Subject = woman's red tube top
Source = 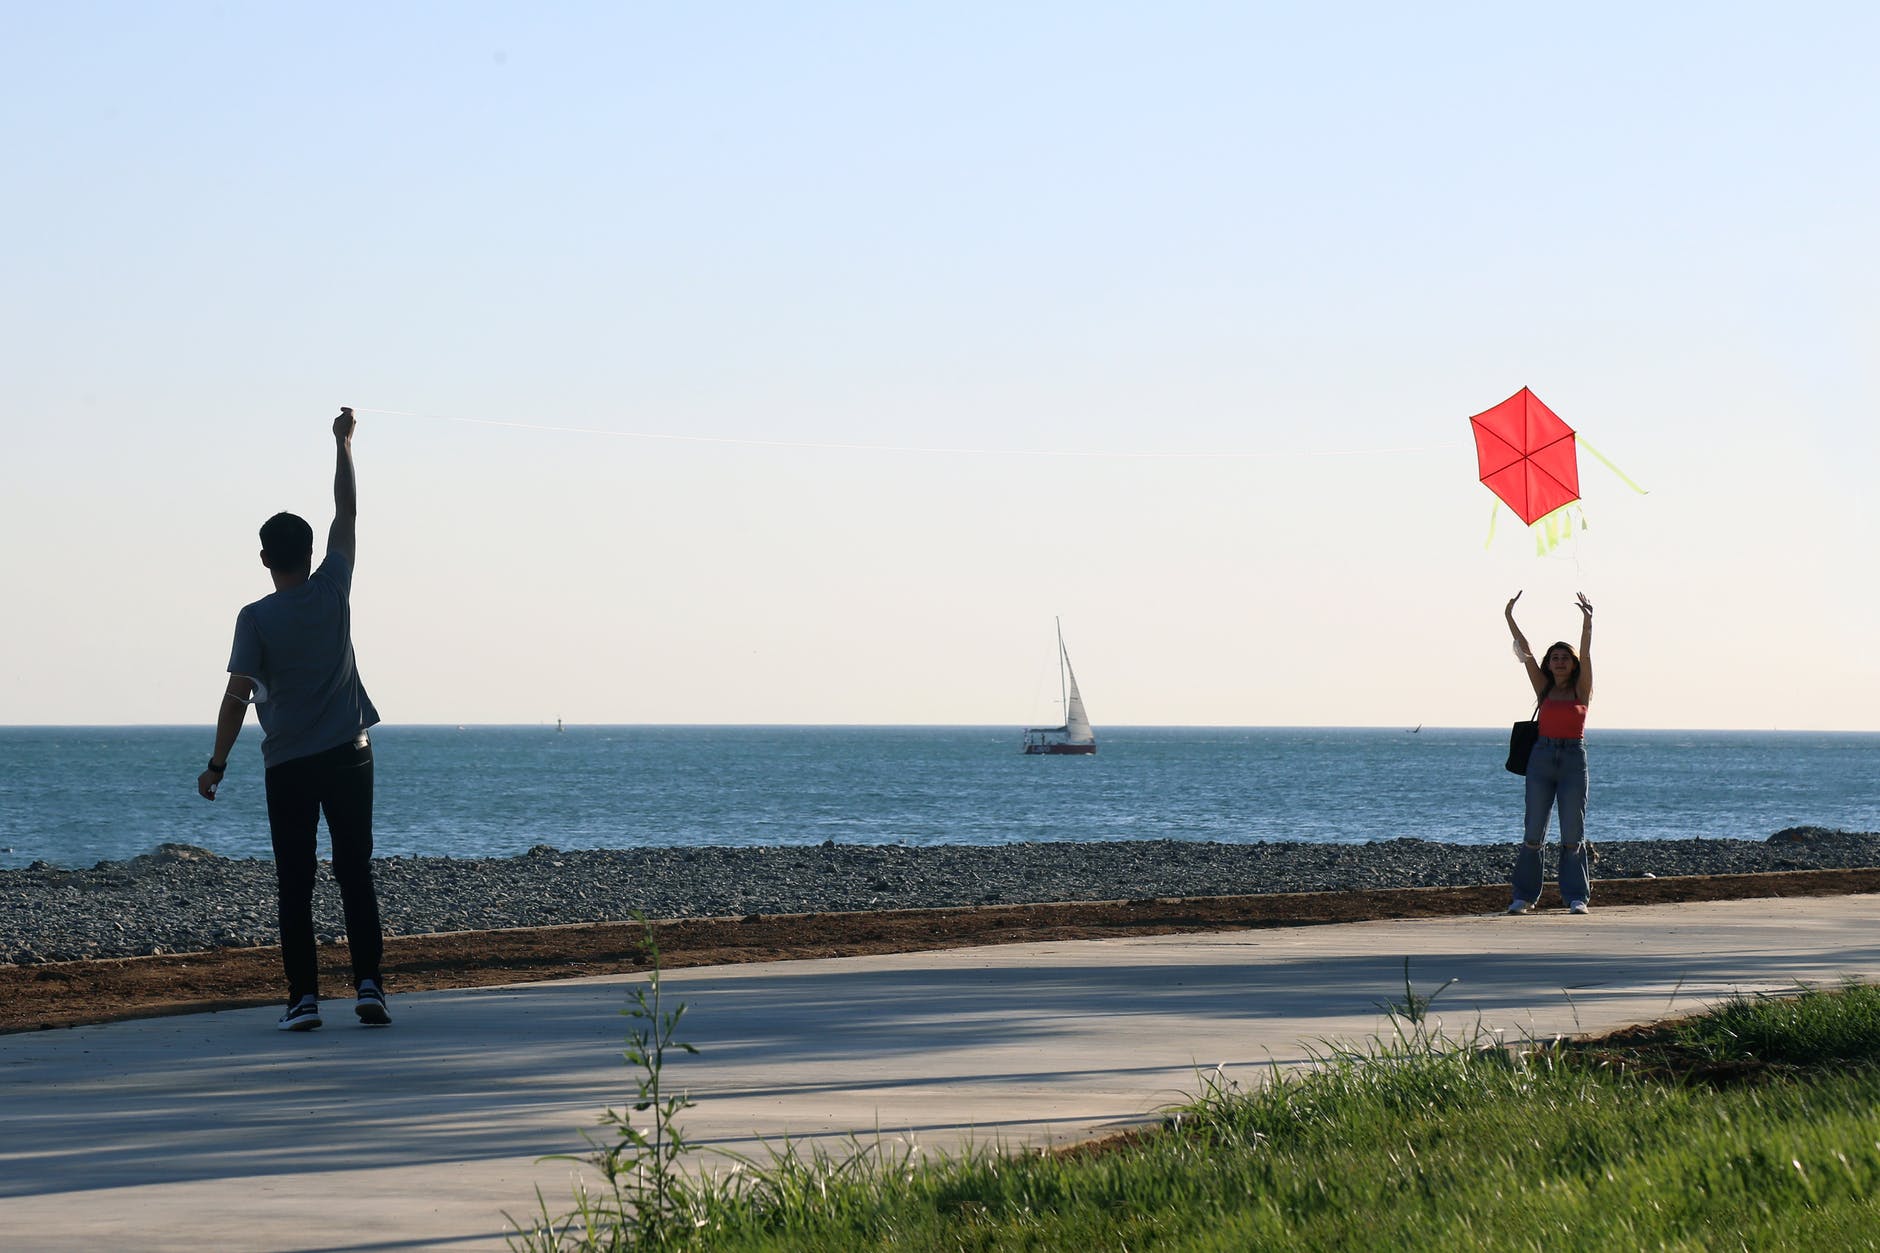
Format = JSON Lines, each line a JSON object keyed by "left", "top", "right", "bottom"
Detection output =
{"left": 1537, "top": 696, "right": 1587, "bottom": 739}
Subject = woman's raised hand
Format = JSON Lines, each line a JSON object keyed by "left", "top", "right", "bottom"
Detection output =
{"left": 1505, "top": 591, "right": 1523, "bottom": 617}
{"left": 1575, "top": 591, "right": 1594, "bottom": 620}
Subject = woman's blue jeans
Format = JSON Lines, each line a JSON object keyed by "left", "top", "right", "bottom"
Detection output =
{"left": 1513, "top": 736, "right": 1590, "bottom": 906}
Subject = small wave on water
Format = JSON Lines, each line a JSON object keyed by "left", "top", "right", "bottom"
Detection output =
{"left": 3, "top": 725, "right": 1878, "bottom": 869}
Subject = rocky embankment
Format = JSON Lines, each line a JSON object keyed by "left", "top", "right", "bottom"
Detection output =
{"left": 3, "top": 828, "right": 1875, "bottom": 965}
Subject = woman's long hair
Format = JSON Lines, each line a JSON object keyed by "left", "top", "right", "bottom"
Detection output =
{"left": 1541, "top": 641, "right": 1581, "bottom": 696}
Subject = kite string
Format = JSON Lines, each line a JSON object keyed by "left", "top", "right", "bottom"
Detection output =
{"left": 351, "top": 406, "right": 1465, "bottom": 462}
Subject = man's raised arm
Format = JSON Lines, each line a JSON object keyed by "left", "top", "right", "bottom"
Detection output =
{"left": 329, "top": 407, "right": 357, "bottom": 563}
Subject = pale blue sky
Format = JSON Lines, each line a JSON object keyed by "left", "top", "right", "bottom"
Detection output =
{"left": 3, "top": 3, "right": 1876, "bottom": 728}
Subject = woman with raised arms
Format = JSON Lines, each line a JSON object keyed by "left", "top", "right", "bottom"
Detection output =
{"left": 1503, "top": 591, "right": 1595, "bottom": 916}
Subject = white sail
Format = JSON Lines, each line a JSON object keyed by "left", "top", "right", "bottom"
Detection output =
{"left": 1062, "top": 647, "right": 1094, "bottom": 744}
{"left": 1021, "top": 618, "right": 1097, "bottom": 753}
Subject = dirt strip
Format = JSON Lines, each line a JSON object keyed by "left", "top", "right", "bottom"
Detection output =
{"left": 5, "top": 868, "right": 1878, "bottom": 1035}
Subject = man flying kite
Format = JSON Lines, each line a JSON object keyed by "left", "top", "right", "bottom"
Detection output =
{"left": 196, "top": 408, "right": 389, "bottom": 1032}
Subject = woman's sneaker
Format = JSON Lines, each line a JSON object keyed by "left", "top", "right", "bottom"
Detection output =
{"left": 354, "top": 979, "right": 391, "bottom": 1026}
{"left": 278, "top": 995, "right": 322, "bottom": 1031}
{"left": 1568, "top": 900, "right": 1590, "bottom": 915}
{"left": 1507, "top": 899, "right": 1532, "bottom": 915}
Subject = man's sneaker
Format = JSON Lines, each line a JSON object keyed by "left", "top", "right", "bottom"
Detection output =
{"left": 1507, "top": 899, "right": 1532, "bottom": 915}
{"left": 1568, "top": 900, "right": 1590, "bottom": 915}
{"left": 354, "top": 980, "right": 391, "bottom": 1026}
{"left": 278, "top": 996, "right": 322, "bottom": 1031}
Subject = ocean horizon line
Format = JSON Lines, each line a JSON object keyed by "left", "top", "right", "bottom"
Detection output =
{"left": 6, "top": 724, "right": 1876, "bottom": 869}
{"left": 3, "top": 723, "right": 1877, "bottom": 735}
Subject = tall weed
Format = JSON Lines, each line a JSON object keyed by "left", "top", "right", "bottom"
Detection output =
{"left": 509, "top": 922, "right": 700, "bottom": 1251}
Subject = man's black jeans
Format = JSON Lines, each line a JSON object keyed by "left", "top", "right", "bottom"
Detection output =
{"left": 265, "top": 738, "right": 383, "bottom": 1002}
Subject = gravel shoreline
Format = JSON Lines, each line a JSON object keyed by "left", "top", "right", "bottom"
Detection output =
{"left": 4, "top": 829, "right": 1877, "bottom": 966}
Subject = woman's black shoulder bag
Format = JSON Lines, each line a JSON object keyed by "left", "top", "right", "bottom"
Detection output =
{"left": 1505, "top": 697, "right": 1542, "bottom": 775}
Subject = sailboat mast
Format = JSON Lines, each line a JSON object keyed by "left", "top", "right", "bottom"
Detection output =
{"left": 1055, "top": 616, "right": 1067, "bottom": 721}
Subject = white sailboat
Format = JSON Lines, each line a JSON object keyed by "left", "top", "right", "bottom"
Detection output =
{"left": 1021, "top": 618, "right": 1097, "bottom": 755}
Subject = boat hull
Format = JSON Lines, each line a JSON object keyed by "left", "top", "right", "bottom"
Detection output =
{"left": 1021, "top": 742, "right": 1097, "bottom": 755}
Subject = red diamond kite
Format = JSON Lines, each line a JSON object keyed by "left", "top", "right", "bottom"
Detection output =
{"left": 1469, "top": 387, "right": 1580, "bottom": 526}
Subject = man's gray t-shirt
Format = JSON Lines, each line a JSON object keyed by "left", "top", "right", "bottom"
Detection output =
{"left": 227, "top": 548, "right": 380, "bottom": 769}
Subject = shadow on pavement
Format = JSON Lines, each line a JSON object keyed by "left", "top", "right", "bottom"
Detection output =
{"left": 6, "top": 922, "right": 1877, "bottom": 1198}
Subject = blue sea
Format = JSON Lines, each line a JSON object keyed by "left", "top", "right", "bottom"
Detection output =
{"left": 2, "top": 726, "right": 1877, "bottom": 870}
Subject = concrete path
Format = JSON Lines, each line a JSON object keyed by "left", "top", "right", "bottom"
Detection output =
{"left": 3, "top": 894, "right": 1876, "bottom": 1251}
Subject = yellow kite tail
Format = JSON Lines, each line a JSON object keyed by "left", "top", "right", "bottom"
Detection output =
{"left": 1530, "top": 503, "right": 1579, "bottom": 555}
{"left": 1575, "top": 435, "right": 1649, "bottom": 495}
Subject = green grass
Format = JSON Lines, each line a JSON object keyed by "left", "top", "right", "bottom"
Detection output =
{"left": 1673, "top": 980, "right": 1880, "bottom": 1066}
{"left": 515, "top": 984, "right": 1880, "bottom": 1251}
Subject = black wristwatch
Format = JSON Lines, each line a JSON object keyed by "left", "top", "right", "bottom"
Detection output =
{"left": 207, "top": 758, "right": 227, "bottom": 774}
